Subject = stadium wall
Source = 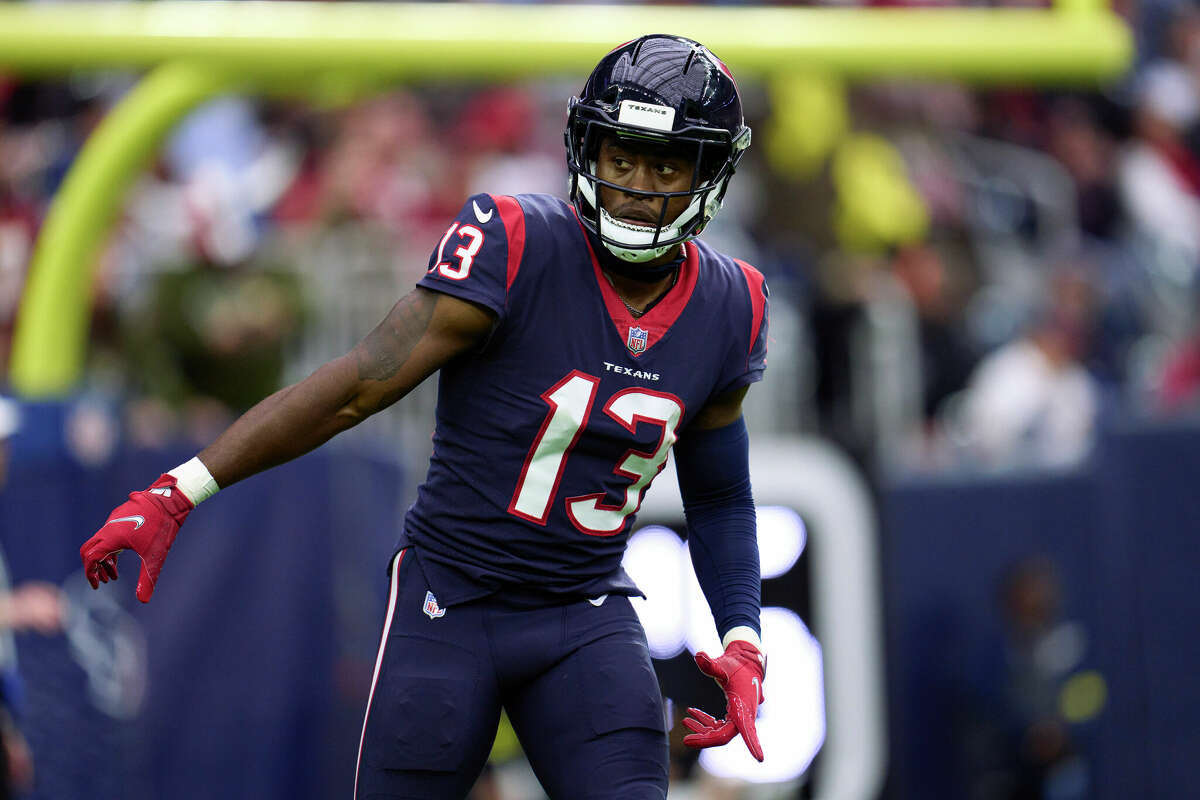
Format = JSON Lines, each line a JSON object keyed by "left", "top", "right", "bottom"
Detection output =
{"left": 1, "top": 411, "right": 1195, "bottom": 798}
{"left": 884, "top": 419, "right": 1200, "bottom": 800}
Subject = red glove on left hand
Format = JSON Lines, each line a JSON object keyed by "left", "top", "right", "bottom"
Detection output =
{"left": 80, "top": 474, "right": 193, "bottom": 603}
{"left": 682, "top": 639, "right": 766, "bottom": 761}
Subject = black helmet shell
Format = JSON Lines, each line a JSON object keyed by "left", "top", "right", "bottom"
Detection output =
{"left": 580, "top": 35, "right": 745, "bottom": 138}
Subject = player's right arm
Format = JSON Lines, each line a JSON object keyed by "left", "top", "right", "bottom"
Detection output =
{"left": 80, "top": 287, "right": 494, "bottom": 602}
{"left": 199, "top": 287, "right": 492, "bottom": 487}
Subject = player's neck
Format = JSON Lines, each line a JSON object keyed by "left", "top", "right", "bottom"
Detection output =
{"left": 591, "top": 236, "right": 685, "bottom": 317}
{"left": 603, "top": 262, "right": 679, "bottom": 317}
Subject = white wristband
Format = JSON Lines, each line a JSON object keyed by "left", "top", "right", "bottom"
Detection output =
{"left": 721, "top": 625, "right": 762, "bottom": 651}
{"left": 167, "top": 457, "right": 220, "bottom": 506}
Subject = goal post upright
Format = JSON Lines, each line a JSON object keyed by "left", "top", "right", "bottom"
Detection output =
{"left": 8, "top": 62, "right": 236, "bottom": 397}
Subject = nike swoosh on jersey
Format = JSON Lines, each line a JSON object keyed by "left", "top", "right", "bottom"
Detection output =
{"left": 109, "top": 515, "right": 145, "bottom": 530}
{"left": 472, "top": 199, "right": 494, "bottom": 224}
{"left": 587, "top": 594, "right": 608, "bottom": 607}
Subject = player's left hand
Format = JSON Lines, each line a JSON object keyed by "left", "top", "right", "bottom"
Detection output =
{"left": 682, "top": 639, "right": 766, "bottom": 761}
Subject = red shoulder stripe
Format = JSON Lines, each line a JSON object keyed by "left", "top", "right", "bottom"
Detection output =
{"left": 492, "top": 195, "right": 526, "bottom": 293}
{"left": 734, "top": 259, "right": 766, "bottom": 357}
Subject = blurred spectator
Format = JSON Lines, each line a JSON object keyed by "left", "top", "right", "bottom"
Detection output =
{"left": 312, "top": 92, "right": 455, "bottom": 233}
{"left": 1157, "top": 337, "right": 1200, "bottom": 412}
{"left": 0, "top": 396, "right": 66, "bottom": 798}
{"left": 456, "top": 86, "right": 564, "bottom": 199}
{"left": 954, "top": 269, "right": 1100, "bottom": 470}
{"left": 808, "top": 251, "right": 884, "bottom": 463}
{"left": 964, "top": 557, "right": 1097, "bottom": 800}
{"left": 0, "top": 78, "right": 112, "bottom": 376}
{"left": 0, "top": 109, "right": 44, "bottom": 379}
{"left": 1044, "top": 97, "right": 1123, "bottom": 241}
{"left": 891, "top": 240, "right": 979, "bottom": 422}
{"left": 1156, "top": 293, "right": 1200, "bottom": 412}
{"left": 120, "top": 257, "right": 306, "bottom": 430}
{"left": 1119, "top": 8, "right": 1200, "bottom": 270}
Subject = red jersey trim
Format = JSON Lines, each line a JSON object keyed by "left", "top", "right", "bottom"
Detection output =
{"left": 734, "top": 259, "right": 767, "bottom": 359}
{"left": 573, "top": 212, "right": 699, "bottom": 359}
{"left": 493, "top": 194, "right": 526, "bottom": 293}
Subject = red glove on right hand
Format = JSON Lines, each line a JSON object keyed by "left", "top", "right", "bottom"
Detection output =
{"left": 80, "top": 474, "right": 193, "bottom": 603}
{"left": 682, "top": 639, "right": 766, "bottom": 761}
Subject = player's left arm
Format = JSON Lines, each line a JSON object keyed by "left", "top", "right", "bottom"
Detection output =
{"left": 675, "top": 384, "right": 767, "bottom": 761}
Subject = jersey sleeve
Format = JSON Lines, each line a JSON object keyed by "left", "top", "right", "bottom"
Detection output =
{"left": 712, "top": 260, "right": 769, "bottom": 397}
{"left": 417, "top": 193, "right": 527, "bottom": 320}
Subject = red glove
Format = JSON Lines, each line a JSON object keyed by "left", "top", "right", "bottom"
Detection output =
{"left": 80, "top": 474, "right": 193, "bottom": 603}
{"left": 682, "top": 639, "right": 766, "bottom": 761}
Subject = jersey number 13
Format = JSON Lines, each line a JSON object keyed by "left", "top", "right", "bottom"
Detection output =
{"left": 507, "top": 370, "right": 684, "bottom": 536}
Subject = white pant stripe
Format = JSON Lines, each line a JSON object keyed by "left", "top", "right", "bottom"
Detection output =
{"left": 353, "top": 549, "right": 406, "bottom": 800}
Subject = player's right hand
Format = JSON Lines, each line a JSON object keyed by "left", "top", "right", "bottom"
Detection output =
{"left": 80, "top": 474, "right": 193, "bottom": 603}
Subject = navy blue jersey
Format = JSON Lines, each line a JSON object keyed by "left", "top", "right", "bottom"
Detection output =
{"left": 398, "top": 193, "right": 768, "bottom": 606}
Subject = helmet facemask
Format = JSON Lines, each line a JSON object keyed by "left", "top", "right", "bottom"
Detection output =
{"left": 567, "top": 100, "right": 751, "bottom": 263}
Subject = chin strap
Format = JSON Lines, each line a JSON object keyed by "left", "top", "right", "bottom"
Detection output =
{"left": 587, "top": 230, "right": 683, "bottom": 283}
{"left": 573, "top": 159, "right": 715, "bottom": 264}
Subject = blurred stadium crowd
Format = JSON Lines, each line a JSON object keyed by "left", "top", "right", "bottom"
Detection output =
{"left": 4, "top": 3, "right": 1200, "bottom": 481}
{"left": 0, "top": 1, "right": 1199, "bottom": 799}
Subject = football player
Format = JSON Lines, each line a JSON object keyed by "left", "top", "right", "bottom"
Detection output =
{"left": 81, "top": 34, "right": 769, "bottom": 799}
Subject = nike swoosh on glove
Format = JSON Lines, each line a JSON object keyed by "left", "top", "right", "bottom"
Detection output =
{"left": 682, "top": 639, "right": 766, "bottom": 761}
{"left": 80, "top": 474, "right": 193, "bottom": 603}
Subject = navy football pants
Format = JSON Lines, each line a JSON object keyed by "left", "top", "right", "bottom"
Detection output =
{"left": 354, "top": 550, "right": 669, "bottom": 800}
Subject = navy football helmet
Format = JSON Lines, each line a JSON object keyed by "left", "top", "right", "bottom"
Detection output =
{"left": 566, "top": 35, "right": 752, "bottom": 263}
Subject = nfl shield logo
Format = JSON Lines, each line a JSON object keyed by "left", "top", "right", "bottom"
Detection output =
{"left": 626, "top": 326, "right": 648, "bottom": 354}
{"left": 423, "top": 591, "right": 446, "bottom": 619}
